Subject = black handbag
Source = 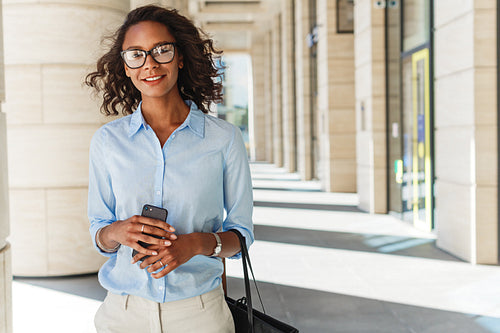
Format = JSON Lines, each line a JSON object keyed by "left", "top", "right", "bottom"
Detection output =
{"left": 226, "top": 229, "right": 299, "bottom": 333}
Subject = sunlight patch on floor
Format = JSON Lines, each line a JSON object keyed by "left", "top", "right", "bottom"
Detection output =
{"left": 12, "top": 281, "right": 100, "bottom": 333}
{"left": 253, "top": 206, "right": 436, "bottom": 239}
{"left": 226, "top": 240, "right": 500, "bottom": 319}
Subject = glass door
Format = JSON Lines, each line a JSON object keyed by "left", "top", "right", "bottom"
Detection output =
{"left": 387, "top": 0, "right": 433, "bottom": 231}
{"left": 411, "top": 49, "right": 432, "bottom": 231}
{"left": 401, "top": 48, "right": 432, "bottom": 231}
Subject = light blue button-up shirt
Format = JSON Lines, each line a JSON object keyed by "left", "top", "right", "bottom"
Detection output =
{"left": 88, "top": 100, "right": 254, "bottom": 303}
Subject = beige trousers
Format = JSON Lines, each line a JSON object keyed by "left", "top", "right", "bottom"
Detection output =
{"left": 94, "top": 285, "right": 235, "bottom": 333}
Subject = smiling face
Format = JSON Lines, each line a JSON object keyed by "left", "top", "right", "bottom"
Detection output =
{"left": 122, "top": 20, "right": 183, "bottom": 102}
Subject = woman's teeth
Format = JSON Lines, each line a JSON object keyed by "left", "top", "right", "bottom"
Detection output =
{"left": 145, "top": 76, "right": 162, "bottom": 81}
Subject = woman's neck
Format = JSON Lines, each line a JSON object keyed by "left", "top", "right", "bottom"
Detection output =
{"left": 140, "top": 91, "right": 190, "bottom": 147}
{"left": 141, "top": 92, "right": 190, "bottom": 129}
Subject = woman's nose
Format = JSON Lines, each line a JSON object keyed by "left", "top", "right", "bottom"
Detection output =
{"left": 143, "top": 54, "right": 159, "bottom": 70}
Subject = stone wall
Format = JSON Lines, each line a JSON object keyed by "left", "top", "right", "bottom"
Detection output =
{"left": 0, "top": 1, "right": 12, "bottom": 330}
{"left": 316, "top": 0, "right": 356, "bottom": 192}
{"left": 354, "top": 0, "right": 387, "bottom": 212}
{"left": 434, "top": 0, "right": 498, "bottom": 264}
{"left": 3, "top": 0, "right": 128, "bottom": 276}
{"left": 294, "top": 0, "right": 313, "bottom": 180}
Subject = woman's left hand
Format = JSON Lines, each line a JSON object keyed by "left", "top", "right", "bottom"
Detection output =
{"left": 131, "top": 234, "right": 198, "bottom": 279}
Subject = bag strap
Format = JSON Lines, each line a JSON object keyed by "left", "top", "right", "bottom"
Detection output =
{"left": 228, "top": 229, "right": 266, "bottom": 332}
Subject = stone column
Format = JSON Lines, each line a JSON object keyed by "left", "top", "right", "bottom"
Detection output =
{"left": 271, "top": 14, "right": 283, "bottom": 167}
{"left": 0, "top": 110, "right": 12, "bottom": 331}
{"left": 295, "top": 0, "right": 313, "bottom": 180}
{"left": 281, "top": 0, "right": 297, "bottom": 173}
{"left": 0, "top": 2, "right": 12, "bottom": 328}
{"left": 3, "top": 0, "right": 128, "bottom": 276}
{"left": 250, "top": 32, "right": 269, "bottom": 161}
{"left": 434, "top": 1, "right": 497, "bottom": 264}
{"left": 264, "top": 31, "right": 274, "bottom": 163}
{"left": 316, "top": 0, "right": 356, "bottom": 192}
{"left": 354, "top": 0, "right": 386, "bottom": 212}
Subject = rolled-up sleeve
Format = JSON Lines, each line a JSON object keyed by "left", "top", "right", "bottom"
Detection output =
{"left": 88, "top": 129, "right": 117, "bottom": 257}
{"left": 221, "top": 126, "right": 254, "bottom": 259}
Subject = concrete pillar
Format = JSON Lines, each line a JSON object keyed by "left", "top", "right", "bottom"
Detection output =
{"left": 271, "top": 14, "right": 283, "bottom": 167}
{"left": 281, "top": 0, "right": 297, "bottom": 173}
{"left": 250, "top": 33, "right": 268, "bottom": 161}
{"left": 3, "top": 0, "right": 128, "bottom": 276}
{"left": 295, "top": 0, "right": 313, "bottom": 180}
{"left": 0, "top": 7, "right": 12, "bottom": 329}
{"left": 264, "top": 31, "right": 274, "bottom": 163}
{"left": 434, "top": 1, "right": 498, "bottom": 264}
{"left": 354, "top": 0, "right": 386, "bottom": 212}
{"left": 316, "top": 0, "right": 356, "bottom": 192}
{"left": 0, "top": 1, "right": 12, "bottom": 330}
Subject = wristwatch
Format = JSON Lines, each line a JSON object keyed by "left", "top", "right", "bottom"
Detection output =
{"left": 210, "top": 233, "right": 222, "bottom": 257}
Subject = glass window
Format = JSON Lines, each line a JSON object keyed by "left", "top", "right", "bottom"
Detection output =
{"left": 403, "top": 0, "right": 430, "bottom": 51}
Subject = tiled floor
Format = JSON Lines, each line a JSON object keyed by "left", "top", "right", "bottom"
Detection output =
{"left": 12, "top": 162, "right": 500, "bottom": 332}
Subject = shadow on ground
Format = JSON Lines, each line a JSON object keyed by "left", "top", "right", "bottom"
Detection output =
{"left": 226, "top": 277, "right": 498, "bottom": 333}
{"left": 254, "top": 201, "right": 363, "bottom": 212}
{"left": 14, "top": 274, "right": 498, "bottom": 333}
{"left": 254, "top": 225, "right": 461, "bottom": 262}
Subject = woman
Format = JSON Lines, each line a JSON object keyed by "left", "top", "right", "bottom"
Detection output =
{"left": 85, "top": 5, "right": 253, "bottom": 332}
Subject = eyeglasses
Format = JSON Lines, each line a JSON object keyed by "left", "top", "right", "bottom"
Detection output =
{"left": 120, "top": 42, "right": 176, "bottom": 69}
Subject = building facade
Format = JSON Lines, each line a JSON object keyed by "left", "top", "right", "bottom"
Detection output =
{"left": 0, "top": 0, "right": 498, "bottom": 330}
{"left": 251, "top": 0, "right": 498, "bottom": 264}
{"left": 0, "top": 0, "right": 497, "bottom": 315}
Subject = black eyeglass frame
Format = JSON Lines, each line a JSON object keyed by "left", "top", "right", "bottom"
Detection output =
{"left": 120, "top": 42, "right": 177, "bottom": 69}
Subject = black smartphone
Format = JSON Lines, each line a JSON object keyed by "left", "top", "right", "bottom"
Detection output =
{"left": 131, "top": 204, "right": 168, "bottom": 259}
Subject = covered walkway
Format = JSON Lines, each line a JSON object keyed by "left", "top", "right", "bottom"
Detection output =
{"left": 13, "top": 163, "right": 500, "bottom": 332}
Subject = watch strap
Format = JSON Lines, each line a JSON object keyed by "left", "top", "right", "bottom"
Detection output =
{"left": 210, "top": 232, "right": 222, "bottom": 257}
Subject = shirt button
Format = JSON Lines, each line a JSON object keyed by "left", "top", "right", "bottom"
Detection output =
{"left": 159, "top": 286, "right": 164, "bottom": 290}
{"left": 156, "top": 191, "right": 161, "bottom": 195}
{"left": 172, "top": 134, "right": 176, "bottom": 138}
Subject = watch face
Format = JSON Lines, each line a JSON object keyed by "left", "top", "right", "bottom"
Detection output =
{"left": 212, "top": 233, "right": 222, "bottom": 256}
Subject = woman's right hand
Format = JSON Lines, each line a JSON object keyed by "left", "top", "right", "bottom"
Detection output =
{"left": 98, "top": 215, "right": 177, "bottom": 256}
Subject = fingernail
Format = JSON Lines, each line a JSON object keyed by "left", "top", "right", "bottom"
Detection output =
{"left": 170, "top": 227, "right": 175, "bottom": 232}
{"left": 170, "top": 234, "right": 177, "bottom": 240}
{"left": 152, "top": 251, "right": 158, "bottom": 255}
{"left": 130, "top": 259, "right": 135, "bottom": 264}
{"left": 164, "top": 241, "right": 171, "bottom": 246}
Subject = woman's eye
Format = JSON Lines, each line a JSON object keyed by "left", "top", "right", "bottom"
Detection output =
{"left": 128, "top": 51, "right": 144, "bottom": 59}
{"left": 155, "top": 45, "right": 172, "bottom": 55}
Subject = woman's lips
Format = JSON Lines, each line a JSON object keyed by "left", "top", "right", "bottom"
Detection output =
{"left": 142, "top": 75, "right": 165, "bottom": 85}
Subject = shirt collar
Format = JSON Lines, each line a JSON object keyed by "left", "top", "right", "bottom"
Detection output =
{"left": 128, "top": 102, "right": 145, "bottom": 137}
{"left": 181, "top": 100, "right": 205, "bottom": 138}
{"left": 128, "top": 100, "right": 205, "bottom": 138}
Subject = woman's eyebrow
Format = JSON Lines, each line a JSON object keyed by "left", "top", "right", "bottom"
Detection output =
{"left": 153, "top": 41, "right": 175, "bottom": 46}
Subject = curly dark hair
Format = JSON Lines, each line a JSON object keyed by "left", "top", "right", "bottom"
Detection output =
{"left": 85, "top": 5, "right": 224, "bottom": 115}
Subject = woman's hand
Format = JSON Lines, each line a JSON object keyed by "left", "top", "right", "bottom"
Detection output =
{"left": 100, "top": 215, "right": 177, "bottom": 256}
{"left": 131, "top": 231, "right": 241, "bottom": 279}
{"left": 131, "top": 233, "right": 200, "bottom": 279}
